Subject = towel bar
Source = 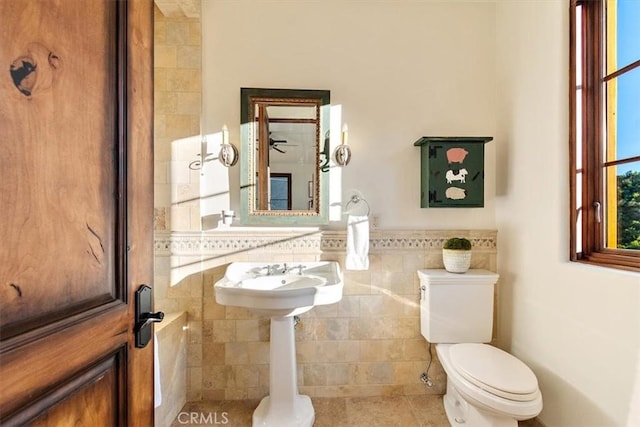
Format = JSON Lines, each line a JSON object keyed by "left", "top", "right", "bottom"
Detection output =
{"left": 344, "top": 194, "right": 370, "bottom": 216}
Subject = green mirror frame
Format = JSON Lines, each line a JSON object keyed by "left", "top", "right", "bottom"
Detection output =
{"left": 239, "top": 88, "right": 331, "bottom": 226}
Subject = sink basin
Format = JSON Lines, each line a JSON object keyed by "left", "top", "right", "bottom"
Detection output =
{"left": 240, "top": 274, "right": 325, "bottom": 291}
{"left": 214, "top": 261, "right": 343, "bottom": 317}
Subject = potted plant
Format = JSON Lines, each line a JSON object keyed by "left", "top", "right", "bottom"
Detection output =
{"left": 442, "top": 237, "right": 472, "bottom": 273}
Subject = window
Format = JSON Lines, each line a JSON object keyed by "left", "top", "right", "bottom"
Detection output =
{"left": 570, "top": 0, "right": 640, "bottom": 271}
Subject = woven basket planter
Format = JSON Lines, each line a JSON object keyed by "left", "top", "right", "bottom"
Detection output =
{"left": 442, "top": 249, "right": 471, "bottom": 273}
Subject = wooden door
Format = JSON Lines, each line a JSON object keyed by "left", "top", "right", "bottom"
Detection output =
{"left": 0, "top": 0, "right": 154, "bottom": 425}
{"left": 257, "top": 105, "right": 271, "bottom": 210}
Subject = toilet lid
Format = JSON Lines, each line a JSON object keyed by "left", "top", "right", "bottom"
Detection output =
{"left": 450, "top": 343, "right": 539, "bottom": 401}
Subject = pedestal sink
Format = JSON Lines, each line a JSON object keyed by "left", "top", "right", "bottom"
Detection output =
{"left": 214, "top": 261, "right": 343, "bottom": 427}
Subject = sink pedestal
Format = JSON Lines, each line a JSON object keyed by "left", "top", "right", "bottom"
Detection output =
{"left": 215, "top": 261, "right": 344, "bottom": 426}
{"left": 252, "top": 316, "right": 314, "bottom": 427}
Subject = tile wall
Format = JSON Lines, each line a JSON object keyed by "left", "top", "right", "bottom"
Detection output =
{"left": 154, "top": 6, "right": 202, "bottom": 232}
{"left": 154, "top": 229, "right": 498, "bottom": 402}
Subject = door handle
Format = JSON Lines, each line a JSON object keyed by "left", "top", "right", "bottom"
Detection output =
{"left": 138, "top": 311, "right": 164, "bottom": 330}
{"left": 135, "top": 284, "right": 164, "bottom": 348}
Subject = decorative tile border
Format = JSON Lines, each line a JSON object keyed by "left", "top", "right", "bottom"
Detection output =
{"left": 322, "top": 230, "right": 496, "bottom": 251}
{"left": 154, "top": 229, "right": 497, "bottom": 256}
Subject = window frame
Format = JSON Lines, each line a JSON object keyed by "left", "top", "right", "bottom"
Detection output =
{"left": 570, "top": 0, "right": 640, "bottom": 272}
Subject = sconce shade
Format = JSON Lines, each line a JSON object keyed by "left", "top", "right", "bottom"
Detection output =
{"left": 335, "top": 144, "right": 351, "bottom": 166}
{"left": 219, "top": 143, "right": 239, "bottom": 167}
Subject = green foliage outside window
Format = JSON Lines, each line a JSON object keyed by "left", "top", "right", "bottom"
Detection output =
{"left": 618, "top": 171, "right": 640, "bottom": 249}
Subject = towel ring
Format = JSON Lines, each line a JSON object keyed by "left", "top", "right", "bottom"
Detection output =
{"left": 345, "top": 194, "right": 370, "bottom": 216}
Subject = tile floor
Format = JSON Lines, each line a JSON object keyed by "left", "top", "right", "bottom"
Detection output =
{"left": 171, "top": 396, "right": 539, "bottom": 427}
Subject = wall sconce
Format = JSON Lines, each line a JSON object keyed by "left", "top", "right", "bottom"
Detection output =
{"left": 189, "top": 136, "right": 215, "bottom": 170}
{"left": 218, "top": 124, "right": 238, "bottom": 167}
{"left": 334, "top": 123, "right": 351, "bottom": 166}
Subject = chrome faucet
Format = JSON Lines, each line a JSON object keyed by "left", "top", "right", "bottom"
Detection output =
{"left": 282, "top": 263, "right": 305, "bottom": 275}
{"left": 259, "top": 264, "right": 280, "bottom": 276}
{"left": 259, "top": 263, "right": 305, "bottom": 275}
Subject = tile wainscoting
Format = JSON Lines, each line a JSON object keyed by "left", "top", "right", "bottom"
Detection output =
{"left": 153, "top": 229, "right": 497, "bottom": 401}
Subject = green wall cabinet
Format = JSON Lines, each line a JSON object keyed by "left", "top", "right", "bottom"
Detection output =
{"left": 413, "top": 136, "right": 493, "bottom": 208}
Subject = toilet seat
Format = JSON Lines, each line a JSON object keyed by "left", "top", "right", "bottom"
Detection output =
{"left": 449, "top": 343, "right": 539, "bottom": 402}
{"left": 436, "top": 344, "right": 543, "bottom": 422}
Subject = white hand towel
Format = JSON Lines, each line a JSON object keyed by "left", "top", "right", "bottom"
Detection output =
{"left": 346, "top": 215, "right": 369, "bottom": 270}
{"left": 154, "top": 333, "right": 162, "bottom": 408}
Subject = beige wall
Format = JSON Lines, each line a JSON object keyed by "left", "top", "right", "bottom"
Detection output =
{"left": 201, "top": 0, "right": 498, "bottom": 230}
{"left": 494, "top": 1, "right": 640, "bottom": 426}
{"left": 154, "top": 1, "right": 502, "bottom": 402}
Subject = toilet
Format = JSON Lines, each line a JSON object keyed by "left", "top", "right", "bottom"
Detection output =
{"left": 418, "top": 269, "right": 542, "bottom": 427}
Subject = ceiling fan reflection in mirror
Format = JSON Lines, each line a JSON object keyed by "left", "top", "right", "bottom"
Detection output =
{"left": 269, "top": 133, "right": 298, "bottom": 153}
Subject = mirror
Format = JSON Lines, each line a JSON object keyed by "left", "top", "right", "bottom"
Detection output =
{"left": 240, "top": 88, "right": 330, "bottom": 225}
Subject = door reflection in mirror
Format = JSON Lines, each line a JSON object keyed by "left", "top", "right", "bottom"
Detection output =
{"left": 269, "top": 173, "right": 291, "bottom": 210}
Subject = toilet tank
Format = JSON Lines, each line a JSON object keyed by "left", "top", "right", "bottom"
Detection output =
{"left": 418, "top": 269, "right": 499, "bottom": 343}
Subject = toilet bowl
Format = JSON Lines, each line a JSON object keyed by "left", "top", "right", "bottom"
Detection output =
{"left": 436, "top": 343, "right": 542, "bottom": 427}
{"left": 418, "top": 269, "right": 542, "bottom": 427}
